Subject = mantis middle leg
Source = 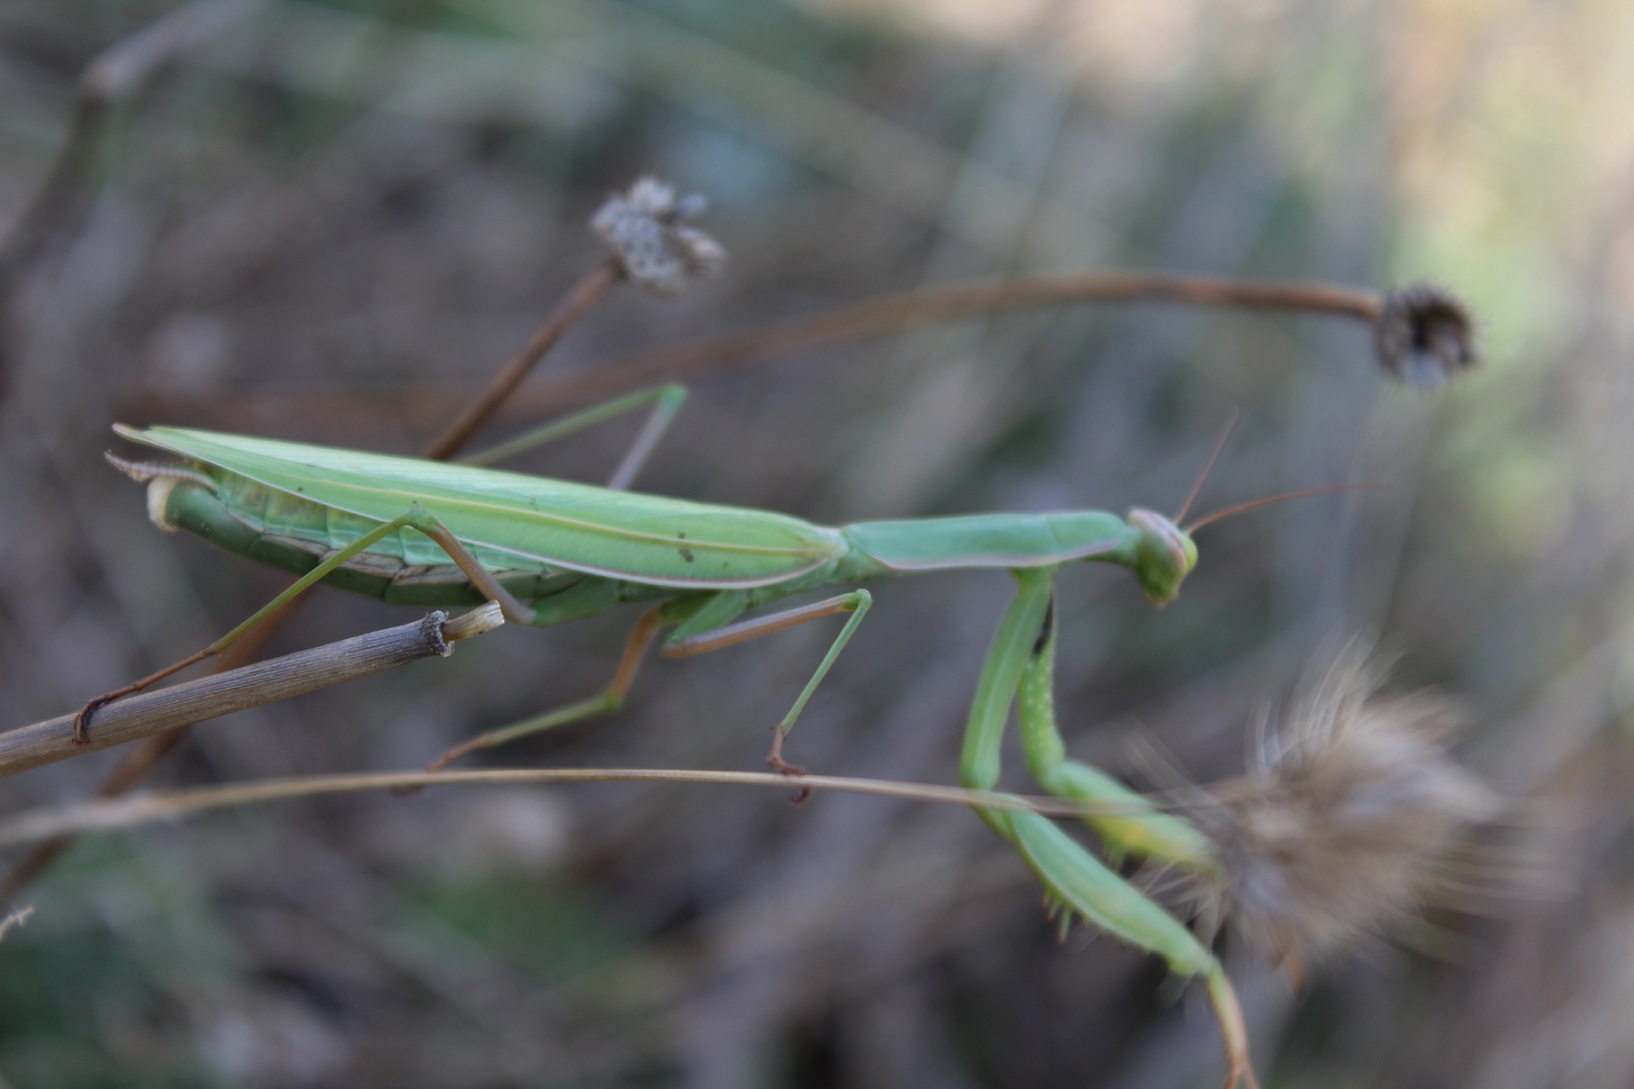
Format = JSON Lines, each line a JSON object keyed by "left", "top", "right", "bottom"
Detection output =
{"left": 462, "top": 383, "right": 689, "bottom": 490}
{"left": 962, "top": 568, "right": 1254, "bottom": 1089}
{"left": 663, "top": 590, "right": 873, "bottom": 774}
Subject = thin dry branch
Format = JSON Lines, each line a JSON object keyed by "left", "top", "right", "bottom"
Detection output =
{"left": 119, "top": 270, "right": 1396, "bottom": 431}
{"left": 532, "top": 272, "right": 1384, "bottom": 408}
{"left": 0, "top": 605, "right": 502, "bottom": 780}
{"left": 0, "top": 766, "right": 1118, "bottom": 850}
{"left": 421, "top": 257, "right": 623, "bottom": 460}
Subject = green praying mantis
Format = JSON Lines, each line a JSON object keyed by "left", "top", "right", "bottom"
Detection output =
{"left": 92, "top": 383, "right": 1318, "bottom": 1089}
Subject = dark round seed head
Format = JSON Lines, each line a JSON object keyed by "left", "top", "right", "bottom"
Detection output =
{"left": 1374, "top": 282, "right": 1480, "bottom": 388}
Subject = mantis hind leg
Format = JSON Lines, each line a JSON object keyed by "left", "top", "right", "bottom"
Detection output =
{"left": 461, "top": 383, "right": 688, "bottom": 490}
{"left": 962, "top": 569, "right": 1255, "bottom": 1089}
{"left": 416, "top": 590, "right": 750, "bottom": 780}
{"left": 418, "top": 607, "right": 666, "bottom": 775}
{"left": 74, "top": 506, "right": 534, "bottom": 744}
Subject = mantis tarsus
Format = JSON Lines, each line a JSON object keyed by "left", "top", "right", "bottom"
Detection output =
{"left": 98, "top": 385, "right": 1293, "bottom": 1088}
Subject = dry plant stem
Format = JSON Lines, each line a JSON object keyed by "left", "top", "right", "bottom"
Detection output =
{"left": 0, "top": 0, "right": 261, "bottom": 392}
{"left": 102, "top": 597, "right": 306, "bottom": 787}
{"left": 539, "top": 272, "right": 1384, "bottom": 407}
{"left": 421, "top": 258, "right": 623, "bottom": 460}
{"left": 0, "top": 608, "right": 501, "bottom": 900}
{"left": 37, "top": 597, "right": 304, "bottom": 851}
{"left": 0, "top": 607, "right": 501, "bottom": 781}
{"left": 0, "top": 768, "right": 1104, "bottom": 849}
{"left": 0, "top": 606, "right": 303, "bottom": 900}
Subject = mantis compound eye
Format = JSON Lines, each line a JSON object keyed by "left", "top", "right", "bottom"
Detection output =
{"left": 1126, "top": 508, "right": 1198, "bottom": 605}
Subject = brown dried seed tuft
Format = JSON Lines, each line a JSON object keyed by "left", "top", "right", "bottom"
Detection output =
{"left": 591, "top": 177, "right": 726, "bottom": 296}
{"left": 1373, "top": 282, "right": 1480, "bottom": 388}
{"left": 1187, "top": 649, "right": 1497, "bottom": 962}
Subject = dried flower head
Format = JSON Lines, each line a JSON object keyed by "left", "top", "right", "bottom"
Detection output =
{"left": 1373, "top": 283, "right": 1480, "bottom": 388}
{"left": 591, "top": 177, "right": 725, "bottom": 296}
{"left": 1187, "top": 648, "right": 1497, "bottom": 964}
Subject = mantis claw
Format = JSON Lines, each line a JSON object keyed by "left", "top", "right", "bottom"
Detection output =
{"left": 1206, "top": 966, "right": 1259, "bottom": 1089}
{"left": 71, "top": 698, "right": 106, "bottom": 745}
{"left": 995, "top": 808, "right": 1255, "bottom": 1086}
{"left": 766, "top": 733, "right": 812, "bottom": 803}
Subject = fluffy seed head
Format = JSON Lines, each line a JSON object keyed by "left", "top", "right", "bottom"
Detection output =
{"left": 1188, "top": 649, "right": 1498, "bottom": 960}
{"left": 592, "top": 177, "right": 726, "bottom": 296}
{"left": 1373, "top": 283, "right": 1480, "bottom": 388}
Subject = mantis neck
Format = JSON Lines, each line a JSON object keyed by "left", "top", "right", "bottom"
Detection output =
{"left": 835, "top": 510, "right": 1140, "bottom": 577}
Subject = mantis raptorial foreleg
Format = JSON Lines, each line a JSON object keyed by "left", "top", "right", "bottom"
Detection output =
{"left": 462, "top": 383, "right": 689, "bottom": 490}
{"left": 1018, "top": 607, "right": 1216, "bottom": 872}
{"left": 75, "top": 506, "right": 534, "bottom": 743}
{"left": 962, "top": 568, "right": 1254, "bottom": 1089}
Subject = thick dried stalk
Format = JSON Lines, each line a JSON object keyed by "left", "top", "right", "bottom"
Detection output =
{"left": 0, "top": 606, "right": 501, "bottom": 780}
{"left": 0, "top": 607, "right": 500, "bottom": 898}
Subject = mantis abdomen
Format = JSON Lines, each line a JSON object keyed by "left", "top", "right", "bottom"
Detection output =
{"left": 155, "top": 471, "right": 675, "bottom": 620}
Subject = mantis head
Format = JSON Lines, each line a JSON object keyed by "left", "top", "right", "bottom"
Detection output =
{"left": 1118, "top": 416, "right": 1380, "bottom": 609}
{"left": 1122, "top": 410, "right": 1229, "bottom": 607}
{"left": 1130, "top": 482, "right": 1383, "bottom": 607}
{"left": 1126, "top": 508, "right": 1197, "bottom": 606}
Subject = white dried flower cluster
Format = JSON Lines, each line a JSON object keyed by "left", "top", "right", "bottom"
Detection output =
{"left": 591, "top": 177, "right": 726, "bottom": 296}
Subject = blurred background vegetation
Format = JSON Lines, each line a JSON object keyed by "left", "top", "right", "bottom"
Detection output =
{"left": 2, "top": 0, "right": 1633, "bottom": 1086}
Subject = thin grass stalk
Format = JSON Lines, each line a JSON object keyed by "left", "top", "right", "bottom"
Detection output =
{"left": 0, "top": 766, "right": 1135, "bottom": 849}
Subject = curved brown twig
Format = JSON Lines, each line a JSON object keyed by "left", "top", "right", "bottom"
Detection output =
{"left": 529, "top": 272, "right": 1383, "bottom": 408}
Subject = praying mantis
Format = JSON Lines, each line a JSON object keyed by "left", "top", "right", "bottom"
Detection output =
{"left": 94, "top": 384, "right": 1305, "bottom": 1088}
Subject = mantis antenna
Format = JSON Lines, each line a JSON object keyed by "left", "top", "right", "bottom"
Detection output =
{"left": 1184, "top": 483, "right": 1387, "bottom": 534}
{"left": 1173, "top": 407, "right": 1241, "bottom": 524}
